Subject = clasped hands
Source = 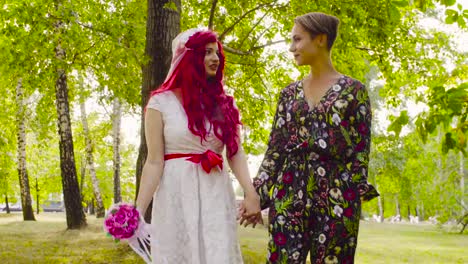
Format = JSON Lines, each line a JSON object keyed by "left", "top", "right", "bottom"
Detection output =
{"left": 237, "top": 193, "right": 264, "bottom": 228}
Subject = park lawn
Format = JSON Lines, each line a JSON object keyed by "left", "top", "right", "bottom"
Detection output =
{"left": 0, "top": 213, "right": 466, "bottom": 264}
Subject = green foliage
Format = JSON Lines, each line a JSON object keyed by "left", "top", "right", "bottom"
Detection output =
{"left": 388, "top": 111, "right": 409, "bottom": 137}
{"left": 0, "top": 0, "right": 145, "bottom": 213}
{"left": 0, "top": 0, "right": 467, "bottom": 226}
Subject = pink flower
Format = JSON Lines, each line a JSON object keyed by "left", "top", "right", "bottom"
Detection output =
{"left": 343, "top": 207, "right": 353, "bottom": 218}
{"left": 274, "top": 232, "right": 287, "bottom": 246}
{"left": 127, "top": 218, "right": 139, "bottom": 230}
{"left": 276, "top": 189, "right": 286, "bottom": 199}
{"left": 358, "top": 122, "right": 368, "bottom": 135}
{"left": 343, "top": 256, "right": 354, "bottom": 264}
{"left": 343, "top": 189, "right": 356, "bottom": 201}
{"left": 269, "top": 252, "right": 279, "bottom": 262}
{"left": 283, "top": 172, "right": 293, "bottom": 184}
{"left": 104, "top": 218, "right": 115, "bottom": 228}
{"left": 114, "top": 211, "right": 127, "bottom": 224}
{"left": 104, "top": 203, "right": 140, "bottom": 241}
{"left": 355, "top": 141, "right": 366, "bottom": 152}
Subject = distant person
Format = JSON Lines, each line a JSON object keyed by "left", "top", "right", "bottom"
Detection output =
{"left": 136, "top": 29, "right": 262, "bottom": 263}
{"left": 240, "top": 12, "right": 379, "bottom": 263}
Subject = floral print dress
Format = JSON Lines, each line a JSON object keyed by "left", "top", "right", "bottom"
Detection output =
{"left": 253, "top": 75, "right": 379, "bottom": 264}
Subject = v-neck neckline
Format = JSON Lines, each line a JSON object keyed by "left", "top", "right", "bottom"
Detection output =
{"left": 299, "top": 75, "right": 345, "bottom": 112}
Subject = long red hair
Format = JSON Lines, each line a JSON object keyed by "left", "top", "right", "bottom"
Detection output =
{"left": 149, "top": 30, "right": 241, "bottom": 158}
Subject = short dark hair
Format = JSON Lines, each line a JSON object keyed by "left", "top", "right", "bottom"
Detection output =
{"left": 294, "top": 12, "right": 340, "bottom": 50}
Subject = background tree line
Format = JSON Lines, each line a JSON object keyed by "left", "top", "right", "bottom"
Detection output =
{"left": 0, "top": 0, "right": 466, "bottom": 231}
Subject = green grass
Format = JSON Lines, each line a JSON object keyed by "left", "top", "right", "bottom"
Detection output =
{"left": 0, "top": 213, "right": 466, "bottom": 263}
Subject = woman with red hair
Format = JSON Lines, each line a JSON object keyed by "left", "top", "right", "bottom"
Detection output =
{"left": 135, "top": 29, "right": 262, "bottom": 263}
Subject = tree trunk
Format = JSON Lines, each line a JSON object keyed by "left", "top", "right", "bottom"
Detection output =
{"left": 54, "top": 8, "right": 86, "bottom": 228}
{"left": 135, "top": 0, "right": 181, "bottom": 222}
{"left": 16, "top": 78, "right": 35, "bottom": 221}
{"left": 79, "top": 97, "right": 105, "bottom": 218}
{"left": 407, "top": 205, "right": 411, "bottom": 220}
{"left": 420, "top": 203, "right": 425, "bottom": 221}
{"left": 90, "top": 198, "right": 95, "bottom": 215}
{"left": 79, "top": 156, "right": 86, "bottom": 197}
{"left": 395, "top": 196, "right": 400, "bottom": 216}
{"left": 5, "top": 194, "right": 10, "bottom": 214}
{"left": 112, "top": 98, "right": 122, "bottom": 204}
{"left": 460, "top": 152, "right": 465, "bottom": 216}
{"left": 35, "top": 177, "right": 40, "bottom": 214}
{"left": 378, "top": 195, "right": 384, "bottom": 222}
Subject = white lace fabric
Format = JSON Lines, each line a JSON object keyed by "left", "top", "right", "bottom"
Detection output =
{"left": 146, "top": 91, "right": 243, "bottom": 264}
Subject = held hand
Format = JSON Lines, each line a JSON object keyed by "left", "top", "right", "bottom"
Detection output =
{"left": 243, "top": 193, "right": 261, "bottom": 216}
{"left": 237, "top": 201, "right": 246, "bottom": 220}
{"left": 239, "top": 211, "right": 263, "bottom": 228}
{"left": 239, "top": 194, "right": 263, "bottom": 228}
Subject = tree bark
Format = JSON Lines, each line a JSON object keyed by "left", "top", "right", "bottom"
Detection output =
{"left": 112, "top": 98, "right": 122, "bottom": 204}
{"left": 54, "top": 4, "right": 86, "bottom": 228}
{"left": 378, "top": 195, "right": 384, "bottom": 222}
{"left": 395, "top": 196, "right": 400, "bottom": 216}
{"left": 35, "top": 177, "right": 40, "bottom": 214}
{"left": 460, "top": 152, "right": 465, "bottom": 216}
{"left": 79, "top": 156, "right": 86, "bottom": 197}
{"left": 135, "top": 0, "right": 181, "bottom": 221}
{"left": 90, "top": 198, "right": 95, "bottom": 215}
{"left": 16, "top": 78, "right": 35, "bottom": 221}
{"left": 4, "top": 194, "right": 10, "bottom": 214}
{"left": 79, "top": 98, "right": 105, "bottom": 218}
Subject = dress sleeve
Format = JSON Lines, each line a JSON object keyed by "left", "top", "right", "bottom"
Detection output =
{"left": 146, "top": 94, "right": 163, "bottom": 112}
{"left": 253, "top": 91, "right": 288, "bottom": 209}
{"left": 347, "top": 82, "right": 379, "bottom": 202}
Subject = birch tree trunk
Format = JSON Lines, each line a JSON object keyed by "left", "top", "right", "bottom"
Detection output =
{"left": 16, "top": 79, "right": 35, "bottom": 221}
{"left": 395, "top": 196, "right": 400, "bottom": 216}
{"left": 79, "top": 98, "right": 105, "bottom": 218}
{"left": 378, "top": 195, "right": 384, "bottom": 222}
{"left": 112, "top": 98, "right": 122, "bottom": 204}
{"left": 54, "top": 2, "right": 86, "bottom": 228}
{"left": 460, "top": 152, "right": 465, "bottom": 216}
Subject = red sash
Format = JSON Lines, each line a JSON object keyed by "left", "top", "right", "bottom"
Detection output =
{"left": 164, "top": 149, "right": 223, "bottom": 173}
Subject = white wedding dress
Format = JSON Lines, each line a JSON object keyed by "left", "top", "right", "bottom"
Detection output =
{"left": 146, "top": 91, "right": 243, "bottom": 264}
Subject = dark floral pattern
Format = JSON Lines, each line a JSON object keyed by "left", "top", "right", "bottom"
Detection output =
{"left": 253, "top": 75, "right": 379, "bottom": 264}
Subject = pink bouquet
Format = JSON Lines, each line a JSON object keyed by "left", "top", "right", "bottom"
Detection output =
{"left": 104, "top": 203, "right": 140, "bottom": 240}
{"left": 104, "top": 203, "right": 152, "bottom": 263}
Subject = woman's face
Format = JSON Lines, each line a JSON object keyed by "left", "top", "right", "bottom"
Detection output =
{"left": 289, "top": 23, "right": 322, "bottom": 66}
{"left": 204, "top": 42, "right": 220, "bottom": 78}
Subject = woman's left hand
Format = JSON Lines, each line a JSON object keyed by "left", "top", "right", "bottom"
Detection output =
{"left": 239, "top": 193, "right": 263, "bottom": 228}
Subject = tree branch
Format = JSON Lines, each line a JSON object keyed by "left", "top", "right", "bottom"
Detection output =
{"left": 223, "top": 45, "right": 252, "bottom": 55}
{"left": 238, "top": 10, "right": 270, "bottom": 47}
{"left": 71, "top": 42, "right": 97, "bottom": 65}
{"left": 219, "top": 1, "right": 278, "bottom": 41}
{"left": 251, "top": 39, "right": 287, "bottom": 50}
{"left": 356, "top": 46, "right": 372, "bottom": 51}
{"left": 251, "top": 27, "right": 271, "bottom": 48}
{"left": 75, "top": 21, "right": 114, "bottom": 38}
{"left": 208, "top": 0, "right": 218, "bottom": 30}
{"left": 223, "top": 39, "right": 287, "bottom": 56}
